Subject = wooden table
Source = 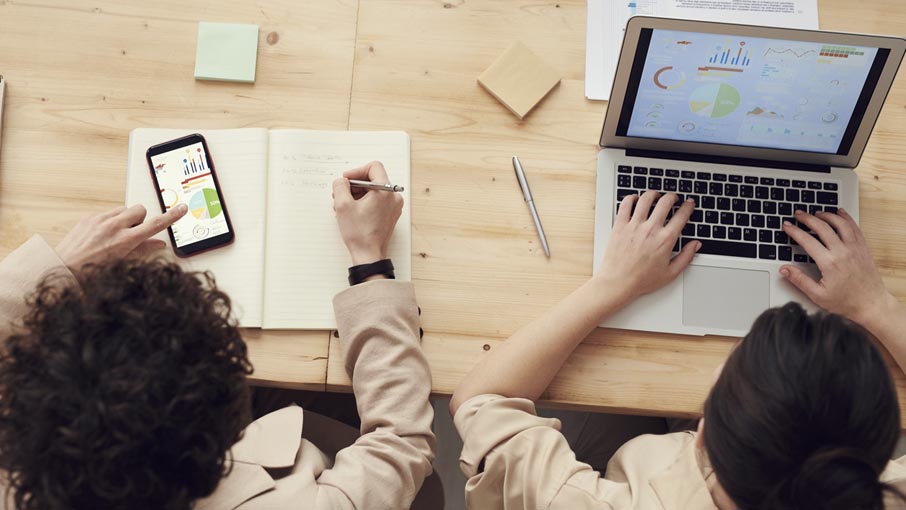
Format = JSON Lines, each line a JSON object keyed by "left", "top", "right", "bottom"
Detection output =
{"left": 0, "top": 0, "right": 356, "bottom": 391}
{"left": 1, "top": 0, "right": 905, "bottom": 417}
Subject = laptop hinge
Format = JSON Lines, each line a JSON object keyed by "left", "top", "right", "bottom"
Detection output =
{"left": 625, "top": 149, "right": 833, "bottom": 174}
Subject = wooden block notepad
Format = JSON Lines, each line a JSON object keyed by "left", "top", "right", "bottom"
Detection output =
{"left": 478, "top": 41, "right": 561, "bottom": 119}
{"left": 125, "top": 128, "right": 412, "bottom": 329}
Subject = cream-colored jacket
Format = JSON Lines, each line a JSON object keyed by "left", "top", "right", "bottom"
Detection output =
{"left": 0, "top": 235, "right": 436, "bottom": 510}
{"left": 455, "top": 394, "right": 906, "bottom": 509}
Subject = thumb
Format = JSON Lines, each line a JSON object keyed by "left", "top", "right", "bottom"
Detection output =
{"left": 130, "top": 239, "right": 167, "bottom": 259}
{"left": 332, "top": 178, "right": 354, "bottom": 209}
{"left": 780, "top": 265, "right": 823, "bottom": 302}
{"left": 668, "top": 239, "right": 700, "bottom": 277}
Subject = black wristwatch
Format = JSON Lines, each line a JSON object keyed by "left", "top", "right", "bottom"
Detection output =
{"left": 348, "top": 259, "right": 395, "bottom": 286}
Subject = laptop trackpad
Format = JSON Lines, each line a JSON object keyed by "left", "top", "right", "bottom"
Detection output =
{"left": 683, "top": 266, "right": 770, "bottom": 332}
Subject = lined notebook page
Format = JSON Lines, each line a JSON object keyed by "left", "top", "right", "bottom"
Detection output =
{"left": 125, "top": 128, "right": 269, "bottom": 327}
{"left": 262, "top": 130, "right": 411, "bottom": 329}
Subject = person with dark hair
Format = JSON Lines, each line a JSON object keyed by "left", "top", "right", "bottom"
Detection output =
{"left": 450, "top": 189, "right": 906, "bottom": 510}
{"left": 0, "top": 161, "right": 437, "bottom": 510}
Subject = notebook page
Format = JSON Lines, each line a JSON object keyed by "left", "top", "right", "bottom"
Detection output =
{"left": 125, "top": 128, "right": 269, "bottom": 327}
{"left": 262, "top": 130, "right": 411, "bottom": 329}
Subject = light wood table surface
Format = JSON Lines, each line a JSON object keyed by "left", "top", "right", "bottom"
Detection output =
{"left": 2, "top": 0, "right": 905, "bottom": 416}
{"left": 0, "top": 0, "right": 360, "bottom": 390}
{"left": 328, "top": 0, "right": 906, "bottom": 418}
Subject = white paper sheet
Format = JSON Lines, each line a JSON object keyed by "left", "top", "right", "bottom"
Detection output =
{"left": 261, "top": 130, "right": 411, "bottom": 329}
{"left": 585, "top": 0, "right": 820, "bottom": 101}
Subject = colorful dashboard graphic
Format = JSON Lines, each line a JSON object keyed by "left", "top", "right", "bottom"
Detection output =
{"left": 626, "top": 30, "right": 878, "bottom": 153}
{"left": 150, "top": 141, "right": 230, "bottom": 248}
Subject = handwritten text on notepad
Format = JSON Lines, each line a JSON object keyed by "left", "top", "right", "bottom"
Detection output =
{"left": 278, "top": 154, "right": 352, "bottom": 189}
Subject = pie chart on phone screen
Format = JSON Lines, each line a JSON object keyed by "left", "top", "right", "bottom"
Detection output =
{"left": 189, "top": 188, "right": 223, "bottom": 219}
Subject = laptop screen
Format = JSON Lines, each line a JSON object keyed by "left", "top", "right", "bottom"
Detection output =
{"left": 617, "top": 29, "right": 889, "bottom": 155}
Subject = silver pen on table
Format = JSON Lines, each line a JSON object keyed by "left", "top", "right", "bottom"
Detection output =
{"left": 348, "top": 179, "right": 405, "bottom": 192}
{"left": 512, "top": 156, "right": 551, "bottom": 257}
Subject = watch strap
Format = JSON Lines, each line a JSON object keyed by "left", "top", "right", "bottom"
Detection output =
{"left": 348, "top": 259, "right": 395, "bottom": 286}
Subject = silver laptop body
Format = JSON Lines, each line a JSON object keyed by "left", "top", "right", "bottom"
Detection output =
{"left": 593, "top": 17, "right": 905, "bottom": 337}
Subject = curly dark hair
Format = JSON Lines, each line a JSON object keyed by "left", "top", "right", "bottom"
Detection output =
{"left": 0, "top": 258, "right": 253, "bottom": 510}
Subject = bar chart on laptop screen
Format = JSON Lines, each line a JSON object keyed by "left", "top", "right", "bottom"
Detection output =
{"left": 626, "top": 30, "right": 878, "bottom": 153}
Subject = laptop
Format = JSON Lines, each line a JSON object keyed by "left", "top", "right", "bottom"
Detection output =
{"left": 593, "top": 17, "right": 905, "bottom": 337}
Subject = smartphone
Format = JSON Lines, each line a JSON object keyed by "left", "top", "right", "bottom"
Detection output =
{"left": 145, "top": 133, "right": 234, "bottom": 257}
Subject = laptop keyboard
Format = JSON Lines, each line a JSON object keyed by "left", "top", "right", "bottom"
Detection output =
{"left": 614, "top": 165, "right": 840, "bottom": 262}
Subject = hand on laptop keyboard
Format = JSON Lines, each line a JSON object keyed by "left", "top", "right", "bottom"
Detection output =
{"left": 616, "top": 165, "right": 840, "bottom": 262}
{"left": 597, "top": 190, "right": 701, "bottom": 300}
{"left": 780, "top": 208, "right": 893, "bottom": 327}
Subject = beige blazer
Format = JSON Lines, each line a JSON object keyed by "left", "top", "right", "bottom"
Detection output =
{"left": 455, "top": 394, "right": 906, "bottom": 509}
{"left": 0, "top": 236, "right": 436, "bottom": 510}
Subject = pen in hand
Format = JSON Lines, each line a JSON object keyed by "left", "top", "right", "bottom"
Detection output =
{"left": 348, "top": 179, "right": 405, "bottom": 193}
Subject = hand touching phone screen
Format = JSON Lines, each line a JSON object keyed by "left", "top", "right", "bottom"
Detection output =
{"left": 145, "top": 134, "right": 234, "bottom": 257}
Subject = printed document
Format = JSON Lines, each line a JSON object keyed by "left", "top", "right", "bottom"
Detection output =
{"left": 585, "top": 0, "right": 819, "bottom": 100}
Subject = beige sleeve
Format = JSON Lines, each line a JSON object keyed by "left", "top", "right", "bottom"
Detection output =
{"left": 314, "top": 280, "right": 436, "bottom": 509}
{"left": 0, "top": 235, "right": 72, "bottom": 338}
{"left": 455, "top": 394, "right": 623, "bottom": 510}
{"left": 883, "top": 455, "right": 906, "bottom": 484}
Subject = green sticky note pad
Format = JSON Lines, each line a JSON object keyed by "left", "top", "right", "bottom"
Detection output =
{"left": 194, "top": 22, "right": 259, "bottom": 83}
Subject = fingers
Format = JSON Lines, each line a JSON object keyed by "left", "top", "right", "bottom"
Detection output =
{"left": 837, "top": 207, "right": 863, "bottom": 236}
{"left": 815, "top": 209, "right": 857, "bottom": 244}
{"left": 780, "top": 264, "right": 824, "bottom": 303}
{"left": 668, "top": 239, "right": 700, "bottom": 277}
{"left": 630, "top": 190, "right": 660, "bottom": 223}
{"left": 332, "top": 178, "right": 354, "bottom": 210}
{"left": 130, "top": 239, "right": 168, "bottom": 258}
{"left": 615, "top": 194, "right": 638, "bottom": 224}
{"left": 815, "top": 211, "right": 856, "bottom": 243}
{"left": 130, "top": 203, "right": 188, "bottom": 240}
{"left": 343, "top": 161, "right": 390, "bottom": 183}
{"left": 794, "top": 209, "right": 842, "bottom": 249}
{"left": 364, "top": 161, "right": 390, "bottom": 183}
{"left": 665, "top": 198, "right": 695, "bottom": 237}
{"left": 647, "top": 193, "right": 679, "bottom": 226}
{"left": 99, "top": 206, "right": 128, "bottom": 220}
{"left": 117, "top": 204, "right": 149, "bottom": 228}
{"left": 782, "top": 220, "right": 828, "bottom": 263}
{"left": 342, "top": 164, "right": 370, "bottom": 181}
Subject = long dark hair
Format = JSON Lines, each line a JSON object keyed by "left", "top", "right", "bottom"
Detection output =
{"left": 704, "top": 302, "right": 903, "bottom": 510}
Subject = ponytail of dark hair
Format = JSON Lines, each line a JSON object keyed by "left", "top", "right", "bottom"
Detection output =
{"left": 703, "top": 302, "right": 904, "bottom": 510}
{"left": 765, "top": 447, "right": 891, "bottom": 509}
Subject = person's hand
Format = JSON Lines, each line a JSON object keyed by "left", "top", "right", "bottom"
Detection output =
{"left": 595, "top": 191, "right": 700, "bottom": 302}
{"left": 55, "top": 203, "right": 188, "bottom": 271}
{"left": 780, "top": 208, "right": 895, "bottom": 327}
{"left": 332, "top": 161, "right": 404, "bottom": 266}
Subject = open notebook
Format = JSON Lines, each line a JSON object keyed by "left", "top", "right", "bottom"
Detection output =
{"left": 125, "top": 128, "right": 411, "bottom": 329}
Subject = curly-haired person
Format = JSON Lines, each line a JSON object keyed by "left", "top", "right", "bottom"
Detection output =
{"left": 0, "top": 161, "right": 437, "bottom": 510}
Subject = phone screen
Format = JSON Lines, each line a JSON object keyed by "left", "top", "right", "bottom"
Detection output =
{"left": 148, "top": 141, "right": 231, "bottom": 249}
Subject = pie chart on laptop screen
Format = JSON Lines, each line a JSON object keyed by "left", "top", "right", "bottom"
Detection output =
{"left": 689, "top": 83, "right": 741, "bottom": 118}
